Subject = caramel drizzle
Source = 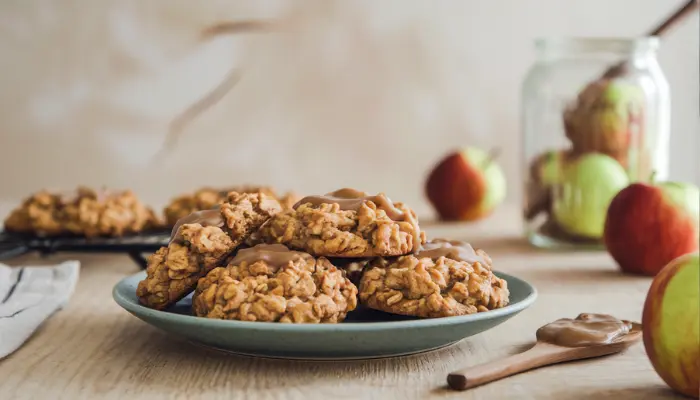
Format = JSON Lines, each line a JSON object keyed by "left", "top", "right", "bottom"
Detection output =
{"left": 293, "top": 188, "right": 422, "bottom": 252}
{"left": 170, "top": 205, "right": 223, "bottom": 243}
{"left": 536, "top": 313, "right": 633, "bottom": 347}
{"left": 228, "top": 243, "right": 313, "bottom": 267}
{"left": 416, "top": 239, "right": 486, "bottom": 265}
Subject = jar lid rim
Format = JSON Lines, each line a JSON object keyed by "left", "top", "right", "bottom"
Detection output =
{"left": 535, "top": 36, "right": 660, "bottom": 53}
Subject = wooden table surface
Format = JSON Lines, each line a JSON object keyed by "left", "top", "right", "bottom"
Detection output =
{"left": 0, "top": 207, "right": 683, "bottom": 400}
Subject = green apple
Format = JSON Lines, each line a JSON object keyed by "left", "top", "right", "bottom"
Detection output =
{"left": 553, "top": 153, "right": 629, "bottom": 238}
{"left": 601, "top": 79, "right": 645, "bottom": 105}
{"left": 642, "top": 252, "right": 700, "bottom": 397}
{"left": 538, "top": 150, "right": 566, "bottom": 185}
{"left": 529, "top": 149, "right": 579, "bottom": 187}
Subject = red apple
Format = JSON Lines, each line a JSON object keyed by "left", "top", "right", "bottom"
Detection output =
{"left": 603, "top": 181, "right": 700, "bottom": 276}
{"left": 642, "top": 252, "right": 699, "bottom": 398}
{"left": 425, "top": 147, "right": 506, "bottom": 221}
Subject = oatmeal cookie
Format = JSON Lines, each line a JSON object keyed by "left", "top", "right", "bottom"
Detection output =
{"left": 137, "top": 192, "right": 282, "bottom": 310}
{"left": 359, "top": 239, "right": 509, "bottom": 318}
{"left": 3, "top": 190, "right": 65, "bottom": 235}
{"left": 164, "top": 185, "right": 299, "bottom": 226}
{"left": 219, "top": 191, "right": 283, "bottom": 239}
{"left": 3, "top": 187, "right": 160, "bottom": 237}
{"left": 136, "top": 224, "right": 236, "bottom": 310}
{"left": 258, "top": 188, "right": 426, "bottom": 257}
{"left": 193, "top": 244, "right": 358, "bottom": 323}
{"left": 61, "top": 187, "right": 160, "bottom": 237}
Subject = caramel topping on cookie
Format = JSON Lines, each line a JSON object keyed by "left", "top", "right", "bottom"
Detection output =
{"left": 292, "top": 188, "right": 366, "bottom": 210}
{"left": 328, "top": 188, "right": 368, "bottom": 198}
{"left": 229, "top": 244, "right": 313, "bottom": 267}
{"left": 170, "top": 206, "right": 224, "bottom": 242}
{"left": 294, "top": 188, "right": 405, "bottom": 220}
{"left": 294, "top": 188, "right": 422, "bottom": 252}
{"left": 416, "top": 239, "right": 486, "bottom": 265}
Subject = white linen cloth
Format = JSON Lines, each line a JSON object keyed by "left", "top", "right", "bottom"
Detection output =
{"left": 0, "top": 261, "right": 80, "bottom": 359}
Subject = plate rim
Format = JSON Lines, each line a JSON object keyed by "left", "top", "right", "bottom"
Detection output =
{"left": 113, "top": 270, "right": 537, "bottom": 331}
{"left": 189, "top": 339, "right": 463, "bottom": 361}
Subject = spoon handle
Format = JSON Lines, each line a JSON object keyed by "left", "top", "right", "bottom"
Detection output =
{"left": 447, "top": 343, "right": 569, "bottom": 391}
{"left": 601, "top": 0, "right": 698, "bottom": 79}
{"left": 649, "top": 0, "right": 698, "bottom": 37}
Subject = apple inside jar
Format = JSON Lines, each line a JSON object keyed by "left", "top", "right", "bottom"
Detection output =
{"left": 524, "top": 77, "right": 653, "bottom": 247}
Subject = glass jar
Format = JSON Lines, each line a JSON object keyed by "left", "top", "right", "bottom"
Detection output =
{"left": 521, "top": 37, "right": 670, "bottom": 249}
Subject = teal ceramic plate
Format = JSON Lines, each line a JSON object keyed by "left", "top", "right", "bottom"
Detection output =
{"left": 113, "top": 271, "right": 537, "bottom": 360}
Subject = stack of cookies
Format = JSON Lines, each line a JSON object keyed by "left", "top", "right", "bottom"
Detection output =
{"left": 2, "top": 184, "right": 298, "bottom": 238}
{"left": 3, "top": 186, "right": 161, "bottom": 237}
{"left": 136, "top": 188, "right": 510, "bottom": 323}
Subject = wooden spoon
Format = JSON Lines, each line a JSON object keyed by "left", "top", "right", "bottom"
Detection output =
{"left": 447, "top": 321, "right": 642, "bottom": 391}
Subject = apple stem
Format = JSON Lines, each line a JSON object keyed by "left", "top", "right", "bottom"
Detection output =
{"left": 482, "top": 147, "right": 502, "bottom": 170}
{"left": 649, "top": 170, "right": 657, "bottom": 184}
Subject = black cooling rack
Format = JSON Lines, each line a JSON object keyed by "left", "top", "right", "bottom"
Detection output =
{"left": 0, "top": 230, "right": 170, "bottom": 269}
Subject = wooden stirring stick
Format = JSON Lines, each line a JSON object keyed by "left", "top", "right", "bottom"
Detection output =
{"left": 603, "top": 0, "right": 699, "bottom": 78}
{"left": 447, "top": 321, "right": 642, "bottom": 391}
{"left": 647, "top": 0, "right": 699, "bottom": 37}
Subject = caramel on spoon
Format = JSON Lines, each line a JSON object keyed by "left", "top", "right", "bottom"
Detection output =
{"left": 447, "top": 313, "right": 642, "bottom": 391}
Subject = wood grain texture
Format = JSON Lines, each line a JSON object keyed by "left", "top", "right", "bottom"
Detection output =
{"left": 0, "top": 207, "right": 686, "bottom": 400}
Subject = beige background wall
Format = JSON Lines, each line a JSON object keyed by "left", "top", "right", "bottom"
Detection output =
{"left": 0, "top": 0, "right": 697, "bottom": 217}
